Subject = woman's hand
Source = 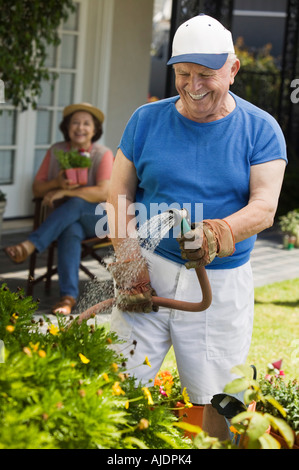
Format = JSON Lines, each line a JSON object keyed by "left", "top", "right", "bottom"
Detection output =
{"left": 42, "top": 189, "right": 68, "bottom": 208}
{"left": 56, "top": 170, "right": 79, "bottom": 190}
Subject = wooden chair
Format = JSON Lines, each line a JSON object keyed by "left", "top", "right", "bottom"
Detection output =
{"left": 26, "top": 198, "right": 112, "bottom": 296}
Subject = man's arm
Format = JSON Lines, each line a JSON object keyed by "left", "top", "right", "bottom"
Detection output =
{"left": 224, "top": 159, "right": 286, "bottom": 242}
{"left": 106, "top": 148, "right": 139, "bottom": 257}
{"left": 178, "top": 159, "right": 286, "bottom": 268}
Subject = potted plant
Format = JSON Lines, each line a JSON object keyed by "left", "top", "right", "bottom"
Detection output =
{"left": 0, "top": 190, "right": 7, "bottom": 246}
{"left": 256, "top": 375, "right": 299, "bottom": 448}
{"left": 55, "top": 148, "right": 92, "bottom": 185}
{"left": 152, "top": 369, "right": 204, "bottom": 439}
{"left": 278, "top": 209, "right": 299, "bottom": 249}
{"left": 223, "top": 364, "right": 295, "bottom": 449}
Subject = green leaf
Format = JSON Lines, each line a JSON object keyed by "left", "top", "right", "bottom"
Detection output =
{"left": 173, "top": 421, "right": 202, "bottom": 435}
{"left": 246, "top": 413, "right": 271, "bottom": 441}
{"left": 264, "top": 394, "right": 287, "bottom": 417}
{"left": 122, "top": 436, "right": 149, "bottom": 449}
{"left": 259, "top": 432, "right": 281, "bottom": 449}
{"left": 231, "top": 364, "right": 255, "bottom": 380}
{"left": 231, "top": 410, "right": 255, "bottom": 424}
{"left": 265, "top": 414, "right": 295, "bottom": 448}
{"left": 224, "top": 377, "right": 250, "bottom": 394}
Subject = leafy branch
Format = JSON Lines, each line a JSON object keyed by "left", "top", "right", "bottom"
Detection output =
{"left": 0, "top": 0, "right": 76, "bottom": 111}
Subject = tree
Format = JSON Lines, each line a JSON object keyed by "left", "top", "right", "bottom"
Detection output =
{"left": 0, "top": 0, "right": 75, "bottom": 111}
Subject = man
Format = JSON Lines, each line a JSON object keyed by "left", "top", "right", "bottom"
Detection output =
{"left": 107, "top": 15, "right": 287, "bottom": 440}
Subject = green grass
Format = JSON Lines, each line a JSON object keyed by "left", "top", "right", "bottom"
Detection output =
{"left": 248, "top": 278, "right": 299, "bottom": 379}
{"left": 161, "top": 278, "right": 299, "bottom": 381}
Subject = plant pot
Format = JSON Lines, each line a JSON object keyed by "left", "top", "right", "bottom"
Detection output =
{"left": 76, "top": 167, "right": 88, "bottom": 185}
{"left": 65, "top": 168, "right": 78, "bottom": 185}
{"left": 270, "top": 429, "right": 299, "bottom": 449}
{"left": 175, "top": 402, "right": 204, "bottom": 438}
{"left": 65, "top": 168, "right": 88, "bottom": 185}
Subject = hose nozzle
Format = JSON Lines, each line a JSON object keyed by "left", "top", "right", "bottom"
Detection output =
{"left": 168, "top": 208, "right": 191, "bottom": 234}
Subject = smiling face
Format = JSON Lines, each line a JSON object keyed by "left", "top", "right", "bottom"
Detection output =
{"left": 173, "top": 57, "right": 240, "bottom": 123}
{"left": 68, "top": 111, "right": 96, "bottom": 149}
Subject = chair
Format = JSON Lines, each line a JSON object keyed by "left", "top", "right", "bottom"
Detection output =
{"left": 26, "top": 198, "right": 112, "bottom": 296}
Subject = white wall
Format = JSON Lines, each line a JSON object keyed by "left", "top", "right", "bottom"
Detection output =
{"left": 83, "top": 0, "right": 154, "bottom": 154}
{"left": 105, "top": 0, "right": 154, "bottom": 153}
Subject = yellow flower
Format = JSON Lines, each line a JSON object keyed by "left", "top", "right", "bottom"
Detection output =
{"left": 110, "top": 362, "right": 118, "bottom": 372}
{"left": 112, "top": 381, "right": 125, "bottom": 396}
{"left": 12, "top": 313, "right": 19, "bottom": 319}
{"left": 125, "top": 400, "right": 130, "bottom": 409}
{"left": 48, "top": 324, "right": 59, "bottom": 336}
{"left": 143, "top": 356, "right": 152, "bottom": 367}
{"left": 6, "top": 325, "right": 15, "bottom": 333}
{"left": 79, "top": 353, "right": 90, "bottom": 364}
{"left": 138, "top": 418, "right": 149, "bottom": 430}
{"left": 29, "top": 342, "right": 40, "bottom": 352}
{"left": 38, "top": 350, "right": 46, "bottom": 358}
{"left": 182, "top": 387, "right": 193, "bottom": 408}
{"left": 23, "top": 346, "right": 32, "bottom": 357}
{"left": 103, "top": 372, "right": 110, "bottom": 382}
{"left": 142, "top": 387, "right": 154, "bottom": 406}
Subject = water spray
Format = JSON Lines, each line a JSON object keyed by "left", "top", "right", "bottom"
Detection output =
{"left": 76, "top": 208, "right": 212, "bottom": 324}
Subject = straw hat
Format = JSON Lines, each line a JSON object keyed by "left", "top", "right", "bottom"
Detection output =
{"left": 63, "top": 102, "right": 105, "bottom": 123}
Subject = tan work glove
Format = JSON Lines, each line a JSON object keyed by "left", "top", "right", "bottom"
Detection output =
{"left": 178, "top": 219, "right": 235, "bottom": 268}
{"left": 108, "top": 257, "right": 158, "bottom": 313}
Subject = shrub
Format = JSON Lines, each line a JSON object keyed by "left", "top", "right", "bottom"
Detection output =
{"left": 0, "top": 284, "right": 190, "bottom": 449}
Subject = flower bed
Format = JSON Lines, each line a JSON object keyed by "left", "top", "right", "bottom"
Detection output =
{"left": 1, "top": 285, "right": 296, "bottom": 450}
{"left": 0, "top": 285, "right": 192, "bottom": 449}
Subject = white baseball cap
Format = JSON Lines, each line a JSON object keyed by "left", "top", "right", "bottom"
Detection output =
{"left": 167, "top": 14, "right": 235, "bottom": 69}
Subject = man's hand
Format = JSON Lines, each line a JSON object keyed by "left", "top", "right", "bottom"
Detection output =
{"left": 178, "top": 219, "right": 235, "bottom": 268}
{"left": 108, "top": 257, "right": 158, "bottom": 313}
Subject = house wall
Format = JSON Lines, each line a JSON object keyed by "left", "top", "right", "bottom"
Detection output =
{"left": 105, "top": 0, "right": 154, "bottom": 153}
{"left": 82, "top": 0, "right": 154, "bottom": 154}
{"left": 0, "top": 0, "right": 154, "bottom": 218}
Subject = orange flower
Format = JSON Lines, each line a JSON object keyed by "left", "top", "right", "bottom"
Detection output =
{"left": 154, "top": 370, "right": 173, "bottom": 387}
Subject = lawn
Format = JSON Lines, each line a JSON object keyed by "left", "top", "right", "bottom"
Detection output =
{"left": 161, "top": 278, "right": 299, "bottom": 381}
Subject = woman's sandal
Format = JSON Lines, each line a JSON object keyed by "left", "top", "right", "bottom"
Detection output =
{"left": 52, "top": 296, "right": 76, "bottom": 316}
{"left": 3, "top": 243, "right": 30, "bottom": 264}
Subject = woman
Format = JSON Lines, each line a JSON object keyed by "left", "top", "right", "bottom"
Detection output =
{"left": 4, "top": 102, "right": 114, "bottom": 315}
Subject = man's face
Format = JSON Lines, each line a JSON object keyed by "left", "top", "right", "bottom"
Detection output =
{"left": 173, "top": 59, "right": 240, "bottom": 123}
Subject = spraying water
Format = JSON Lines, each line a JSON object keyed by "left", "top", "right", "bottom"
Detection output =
{"left": 75, "top": 212, "right": 176, "bottom": 319}
{"left": 74, "top": 209, "right": 212, "bottom": 324}
{"left": 137, "top": 211, "right": 177, "bottom": 252}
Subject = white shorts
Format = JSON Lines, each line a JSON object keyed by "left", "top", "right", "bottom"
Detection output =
{"left": 110, "top": 250, "right": 254, "bottom": 404}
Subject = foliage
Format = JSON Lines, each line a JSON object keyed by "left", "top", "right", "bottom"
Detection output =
{"left": 257, "top": 376, "right": 299, "bottom": 434}
{"left": 0, "top": 284, "right": 190, "bottom": 449}
{"left": 0, "top": 0, "right": 76, "bottom": 110}
{"left": 0, "top": 190, "right": 6, "bottom": 202}
{"left": 55, "top": 149, "right": 92, "bottom": 169}
{"left": 231, "top": 37, "right": 280, "bottom": 117}
{"left": 1, "top": 285, "right": 297, "bottom": 449}
{"left": 224, "top": 364, "right": 295, "bottom": 449}
{"left": 278, "top": 209, "right": 299, "bottom": 237}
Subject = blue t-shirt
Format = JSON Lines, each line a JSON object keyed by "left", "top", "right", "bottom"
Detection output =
{"left": 119, "top": 93, "right": 287, "bottom": 269}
